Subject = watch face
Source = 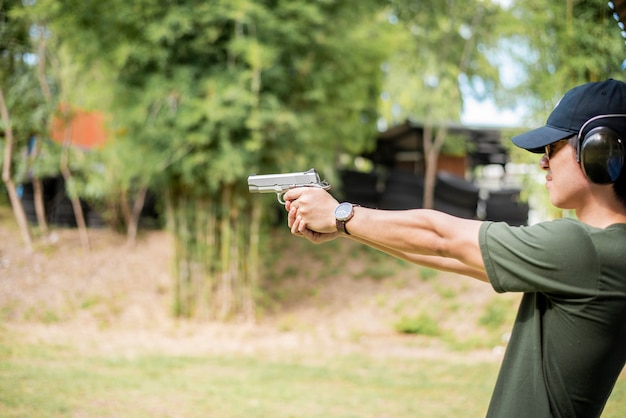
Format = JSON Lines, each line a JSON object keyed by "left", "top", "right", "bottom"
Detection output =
{"left": 335, "top": 202, "right": 353, "bottom": 221}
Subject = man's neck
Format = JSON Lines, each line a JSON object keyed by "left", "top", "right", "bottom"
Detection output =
{"left": 576, "top": 202, "right": 626, "bottom": 228}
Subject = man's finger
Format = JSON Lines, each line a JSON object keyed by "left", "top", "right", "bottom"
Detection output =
{"left": 287, "top": 207, "right": 295, "bottom": 228}
{"left": 298, "top": 217, "right": 307, "bottom": 233}
{"left": 290, "top": 215, "right": 301, "bottom": 235}
{"left": 283, "top": 187, "right": 306, "bottom": 202}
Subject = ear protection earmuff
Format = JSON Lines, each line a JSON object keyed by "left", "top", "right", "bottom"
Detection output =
{"left": 576, "top": 114, "right": 626, "bottom": 184}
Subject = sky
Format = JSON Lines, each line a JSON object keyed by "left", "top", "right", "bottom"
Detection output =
{"left": 460, "top": 37, "right": 528, "bottom": 128}
{"left": 461, "top": 96, "right": 525, "bottom": 127}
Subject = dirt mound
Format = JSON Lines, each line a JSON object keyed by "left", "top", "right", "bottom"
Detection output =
{"left": 0, "top": 211, "right": 514, "bottom": 359}
{"left": 0, "top": 220, "right": 172, "bottom": 328}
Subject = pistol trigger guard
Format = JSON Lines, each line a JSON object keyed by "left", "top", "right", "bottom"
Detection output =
{"left": 277, "top": 192, "right": 287, "bottom": 205}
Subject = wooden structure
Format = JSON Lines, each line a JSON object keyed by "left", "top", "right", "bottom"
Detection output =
{"left": 340, "top": 121, "right": 529, "bottom": 225}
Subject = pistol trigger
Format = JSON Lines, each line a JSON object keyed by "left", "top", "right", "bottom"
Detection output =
{"left": 277, "top": 192, "right": 287, "bottom": 205}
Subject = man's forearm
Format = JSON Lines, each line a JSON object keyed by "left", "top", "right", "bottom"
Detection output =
{"left": 283, "top": 187, "right": 487, "bottom": 278}
{"left": 344, "top": 207, "right": 486, "bottom": 278}
{"left": 346, "top": 230, "right": 488, "bottom": 282}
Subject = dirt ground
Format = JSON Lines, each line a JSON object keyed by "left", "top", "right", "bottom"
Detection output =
{"left": 0, "top": 212, "right": 507, "bottom": 362}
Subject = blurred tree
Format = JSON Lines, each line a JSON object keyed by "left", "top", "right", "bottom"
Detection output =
{"left": 28, "top": 0, "right": 392, "bottom": 320}
{"left": 380, "top": 0, "right": 509, "bottom": 209}
{"left": 507, "top": 0, "right": 626, "bottom": 126}
{"left": 0, "top": 0, "right": 44, "bottom": 251}
{"left": 0, "top": 88, "right": 32, "bottom": 251}
{"left": 11, "top": 0, "right": 618, "bottom": 320}
{"left": 3, "top": 0, "right": 96, "bottom": 248}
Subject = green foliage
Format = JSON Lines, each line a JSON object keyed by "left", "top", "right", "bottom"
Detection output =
{"left": 381, "top": 0, "right": 509, "bottom": 126}
{"left": 36, "top": 0, "right": 391, "bottom": 194}
{"left": 0, "top": 0, "right": 57, "bottom": 182}
{"left": 7, "top": 0, "right": 625, "bottom": 321}
{"left": 503, "top": 1, "right": 626, "bottom": 124}
{"left": 16, "top": 0, "right": 395, "bottom": 319}
{"left": 441, "top": 133, "right": 476, "bottom": 157}
{"left": 394, "top": 313, "right": 441, "bottom": 336}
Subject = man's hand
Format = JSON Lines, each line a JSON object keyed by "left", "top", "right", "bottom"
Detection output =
{"left": 284, "top": 187, "right": 340, "bottom": 243}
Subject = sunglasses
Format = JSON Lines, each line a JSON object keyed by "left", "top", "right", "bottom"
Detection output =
{"left": 545, "top": 139, "right": 571, "bottom": 159}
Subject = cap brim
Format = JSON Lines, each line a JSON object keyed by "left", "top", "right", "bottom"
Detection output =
{"left": 511, "top": 125, "right": 575, "bottom": 154}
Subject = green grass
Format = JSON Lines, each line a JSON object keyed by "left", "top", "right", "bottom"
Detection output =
{"left": 394, "top": 313, "right": 441, "bottom": 336}
{"left": 0, "top": 331, "right": 494, "bottom": 418}
{"left": 2, "top": 225, "right": 625, "bottom": 417}
{"left": 2, "top": 331, "right": 623, "bottom": 418}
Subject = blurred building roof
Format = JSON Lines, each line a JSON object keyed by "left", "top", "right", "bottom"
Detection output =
{"left": 365, "top": 120, "right": 510, "bottom": 171}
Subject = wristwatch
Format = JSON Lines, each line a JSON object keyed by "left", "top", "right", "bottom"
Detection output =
{"left": 334, "top": 202, "right": 359, "bottom": 235}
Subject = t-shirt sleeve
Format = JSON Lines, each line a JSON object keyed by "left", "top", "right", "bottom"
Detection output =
{"left": 479, "top": 219, "right": 599, "bottom": 296}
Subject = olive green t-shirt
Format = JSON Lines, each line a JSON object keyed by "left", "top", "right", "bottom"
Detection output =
{"left": 480, "top": 219, "right": 626, "bottom": 418}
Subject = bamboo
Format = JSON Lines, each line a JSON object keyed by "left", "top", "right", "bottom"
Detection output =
{"left": 208, "top": 200, "right": 217, "bottom": 319}
{"left": 168, "top": 185, "right": 259, "bottom": 321}
{"left": 194, "top": 199, "right": 209, "bottom": 320}
{"left": 172, "top": 196, "right": 183, "bottom": 317}
{"left": 218, "top": 184, "right": 234, "bottom": 320}
{"left": 244, "top": 200, "right": 262, "bottom": 322}
{"left": 233, "top": 206, "right": 244, "bottom": 317}
{"left": 174, "top": 194, "right": 192, "bottom": 318}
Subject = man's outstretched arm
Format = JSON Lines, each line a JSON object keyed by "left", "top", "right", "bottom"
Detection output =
{"left": 284, "top": 187, "right": 488, "bottom": 282}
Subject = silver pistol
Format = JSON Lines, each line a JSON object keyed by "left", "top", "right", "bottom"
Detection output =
{"left": 248, "top": 168, "right": 331, "bottom": 204}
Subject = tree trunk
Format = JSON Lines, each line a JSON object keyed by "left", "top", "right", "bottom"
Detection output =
{"left": 33, "top": 26, "right": 51, "bottom": 234}
{"left": 60, "top": 142, "right": 90, "bottom": 251}
{"left": 126, "top": 186, "right": 148, "bottom": 247}
{"left": 25, "top": 139, "right": 49, "bottom": 234}
{"left": 422, "top": 124, "right": 448, "bottom": 210}
{"left": 32, "top": 178, "right": 48, "bottom": 233}
{"left": 0, "top": 88, "right": 32, "bottom": 251}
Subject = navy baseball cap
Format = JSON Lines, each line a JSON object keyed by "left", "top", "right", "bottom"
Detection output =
{"left": 512, "top": 79, "right": 626, "bottom": 153}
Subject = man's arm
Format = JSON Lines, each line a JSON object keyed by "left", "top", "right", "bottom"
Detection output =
{"left": 351, "top": 234, "right": 487, "bottom": 281}
{"left": 284, "top": 187, "right": 488, "bottom": 282}
{"left": 347, "top": 209, "right": 487, "bottom": 281}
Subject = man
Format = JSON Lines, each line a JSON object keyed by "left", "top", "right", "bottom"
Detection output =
{"left": 284, "top": 79, "right": 626, "bottom": 417}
